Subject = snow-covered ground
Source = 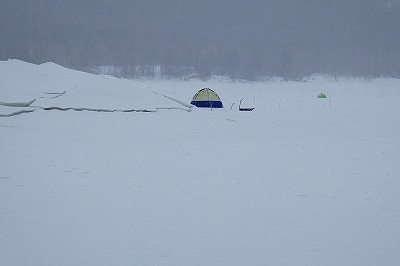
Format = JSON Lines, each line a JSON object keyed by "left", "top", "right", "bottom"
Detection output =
{"left": 1, "top": 59, "right": 399, "bottom": 265}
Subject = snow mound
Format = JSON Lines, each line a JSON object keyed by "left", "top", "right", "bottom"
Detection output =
{"left": 0, "top": 59, "right": 189, "bottom": 112}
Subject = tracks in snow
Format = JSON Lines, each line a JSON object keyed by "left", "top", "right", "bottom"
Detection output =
{"left": 0, "top": 109, "right": 36, "bottom": 117}
{"left": 1, "top": 88, "right": 192, "bottom": 117}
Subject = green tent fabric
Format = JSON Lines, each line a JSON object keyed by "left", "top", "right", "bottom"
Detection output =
{"left": 190, "top": 88, "right": 223, "bottom": 108}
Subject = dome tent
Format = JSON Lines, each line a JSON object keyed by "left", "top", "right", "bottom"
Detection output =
{"left": 190, "top": 88, "right": 223, "bottom": 108}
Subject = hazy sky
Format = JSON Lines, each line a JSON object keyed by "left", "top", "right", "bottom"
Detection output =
{"left": 1, "top": 0, "right": 399, "bottom": 78}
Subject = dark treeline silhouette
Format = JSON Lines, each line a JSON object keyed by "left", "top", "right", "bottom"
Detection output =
{"left": 1, "top": 0, "right": 400, "bottom": 80}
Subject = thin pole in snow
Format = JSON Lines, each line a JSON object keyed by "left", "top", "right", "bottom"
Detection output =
{"left": 207, "top": 88, "right": 212, "bottom": 111}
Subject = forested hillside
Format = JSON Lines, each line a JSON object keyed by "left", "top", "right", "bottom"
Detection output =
{"left": 1, "top": 0, "right": 399, "bottom": 79}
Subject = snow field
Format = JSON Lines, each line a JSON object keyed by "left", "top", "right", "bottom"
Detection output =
{"left": 1, "top": 60, "right": 400, "bottom": 265}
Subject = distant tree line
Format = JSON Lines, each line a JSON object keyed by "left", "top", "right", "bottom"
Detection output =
{"left": 1, "top": 0, "right": 400, "bottom": 80}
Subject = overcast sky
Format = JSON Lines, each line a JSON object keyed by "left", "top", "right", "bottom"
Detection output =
{"left": 1, "top": 0, "right": 399, "bottom": 78}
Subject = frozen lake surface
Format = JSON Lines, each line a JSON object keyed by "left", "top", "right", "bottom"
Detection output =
{"left": 1, "top": 60, "right": 399, "bottom": 265}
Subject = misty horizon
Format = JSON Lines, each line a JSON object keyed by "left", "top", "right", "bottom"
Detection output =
{"left": 1, "top": 0, "right": 400, "bottom": 80}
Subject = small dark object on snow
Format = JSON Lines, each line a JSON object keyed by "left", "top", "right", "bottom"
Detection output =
{"left": 239, "top": 98, "right": 254, "bottom": 111}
